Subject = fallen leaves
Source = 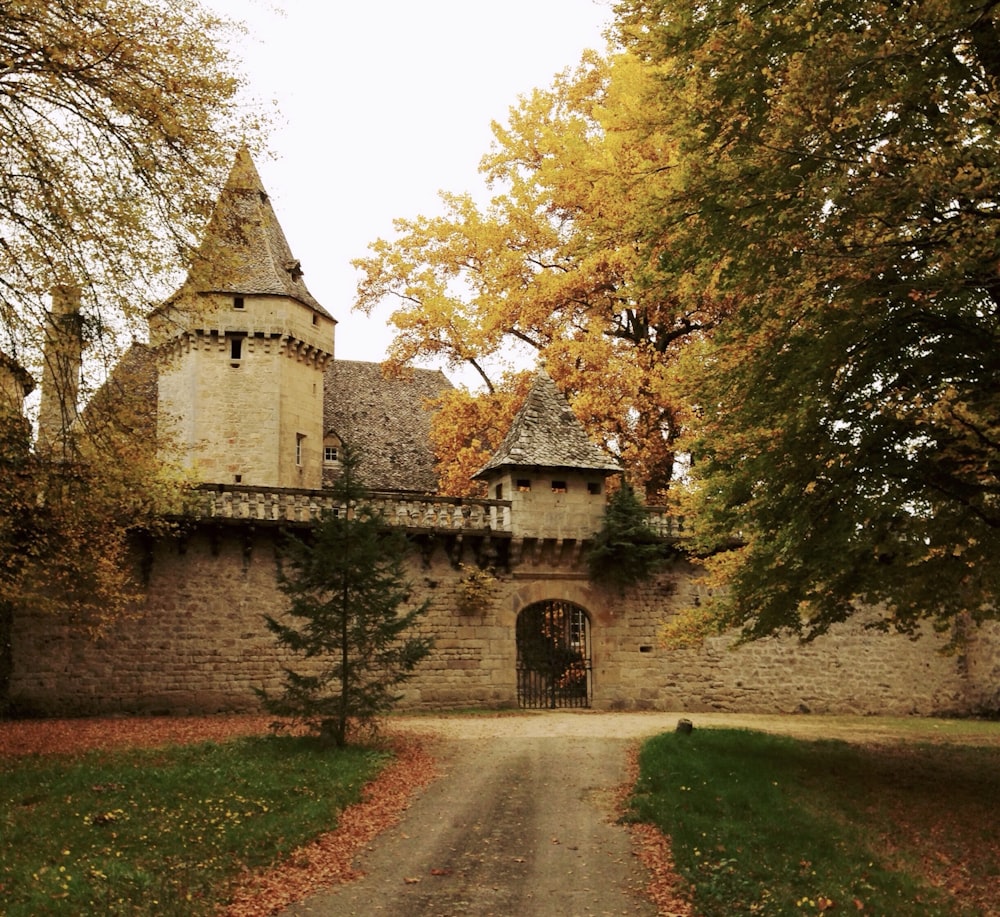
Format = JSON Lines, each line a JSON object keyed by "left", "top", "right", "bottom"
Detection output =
{"left": 0, "top": 715, "right": 276, "bottom": 758}
{"left": 223, "top": 735, "right": 438, "bottom": 916}
{"left": 621, "top": 746, "right": 695, "bottom": 917}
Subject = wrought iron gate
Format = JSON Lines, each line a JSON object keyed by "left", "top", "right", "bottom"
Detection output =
{"left": 516, "top": 601, "right": 592, "bottom": 709}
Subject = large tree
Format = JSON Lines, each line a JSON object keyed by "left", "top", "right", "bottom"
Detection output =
{"left": 354, "top": 51, "right": 732, "bottom": 496}
{"left": 0, "top": 0, "right": 255, "bottom": 710}
{"left": 613, "top": 0, "right": 1000, "bottom": 639}
{"left": 0, "top": 0, "right": 254, "bottom": 370}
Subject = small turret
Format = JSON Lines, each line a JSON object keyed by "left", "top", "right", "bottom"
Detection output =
{"left": 474, "top": 370, "right": 620, "bottom": 539}
{"left": 0, "top": 350, "right": 35, "bottom": 417}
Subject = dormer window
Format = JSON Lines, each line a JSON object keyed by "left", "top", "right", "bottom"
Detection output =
{"left": 284, "top": 259, "right": 303, "bottom": 281}
{"left": 324, "top": 444, "right": 339, "bottom": 464}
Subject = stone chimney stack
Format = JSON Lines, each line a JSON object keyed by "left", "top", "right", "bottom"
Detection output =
{"left": 36, "top": 284, "right": 84, "bottom": 455}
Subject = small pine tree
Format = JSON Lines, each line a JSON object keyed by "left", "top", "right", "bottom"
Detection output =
{"left": 586, "top": 483, "right": 664, "bottom": 590}
{"left": 257, "top": 446, "right": 432, "bottom": 746}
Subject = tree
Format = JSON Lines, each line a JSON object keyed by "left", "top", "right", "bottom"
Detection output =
{"left": 0, "top": 345, "right": 191, "bottom": 714}
{"left": 586, "top": 482, "right": 666, "bottom": 590}
{"left": 0, "top": 0, "right": 255, "bottom": 370}
{"left": 613, "top": 0, "right": 1000, "bottom": 639}
{"left": 258, "top": 447, "right": 432, "bottom": 747}
{"left": 354, "top": 50, "right": 732, "bottom": 496}
{"left": 0, "top": 0, "right": 255, "bottom": 709}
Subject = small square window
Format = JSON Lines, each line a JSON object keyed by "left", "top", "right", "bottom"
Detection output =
{"left": 324, "top": 445, "right": 339, "bottom": 463}
{"left": 551, "top": 480, "right": 567, "bottom": 493}
{"left": 517, "top": 479, "right": 531, "bottom": 492}
{"left": 587, "top": 482, "right": 602, "bottom": 496}
{"left": 234, "top": 296, "right": 245, "bottom": 310}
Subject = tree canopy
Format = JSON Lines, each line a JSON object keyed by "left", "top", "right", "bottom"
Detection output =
{"left": 613, "top": 0, "right": 1000, "bottom": 639}
{"left": 0, "top": 0, "right": 255, "bottom": 373}
{"left": 354, "top": 50, "right": 731, "bottom": 496}
{"left": 357, "top": 0, "right": 1000, "bottom": 639}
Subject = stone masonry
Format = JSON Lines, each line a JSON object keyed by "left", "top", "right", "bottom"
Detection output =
{"left": 9, "top": 524, "right": 999, "bottom": 717}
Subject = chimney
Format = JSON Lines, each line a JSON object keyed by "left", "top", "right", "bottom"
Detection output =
{"left": 37, "top": 284, "right": 84, "bottom": 456}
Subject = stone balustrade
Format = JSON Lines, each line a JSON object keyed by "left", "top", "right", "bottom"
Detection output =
{"left": 193, "top": 485, "right": 685, "bottom": 541}
{"left": 194, "top": 484, "right": 513, "bottom": 533}
{"left": 642, "top": 507, "right": 685, "bottom": 539}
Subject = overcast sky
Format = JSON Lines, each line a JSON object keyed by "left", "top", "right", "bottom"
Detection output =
{"left": 211, "top": 0, "right": 614, "bottom": 381}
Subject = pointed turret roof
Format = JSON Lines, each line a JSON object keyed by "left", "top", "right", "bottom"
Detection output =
{"left": 169, "top": 148, "right": 331, "bottom": 318}
{"left": 475, "top": 370, "right": 620, "bottom": 478}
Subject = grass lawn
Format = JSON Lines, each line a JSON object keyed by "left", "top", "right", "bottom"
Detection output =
{"left": 0, "top": 735, "right": 387, "bottom": 916}
{"left": 629, "top": 728, "right": 999, "bottom": 916}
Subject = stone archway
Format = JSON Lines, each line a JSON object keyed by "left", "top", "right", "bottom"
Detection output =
{"left": 515, "top": 600, "right": 592, "bottom": 709}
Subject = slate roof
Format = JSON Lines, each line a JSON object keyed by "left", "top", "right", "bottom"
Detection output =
{"left": 79, "top": 341, "right": 158, "bottom": 440}
{"left": 324, "top": 360, "right": 452, "bottom": 493}
{"left": 158, "top": 148, "right": 332, "bottom": 319}
{"left": 475, "top": 370, "right": 620, "bottom": 477}
{"left": 0, "top": 350, "right": 35, "bottom": 397}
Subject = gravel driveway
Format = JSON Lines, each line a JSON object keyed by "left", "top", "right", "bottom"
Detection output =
{"left": 280, "top": 712, "right": 687, "bottom": 917}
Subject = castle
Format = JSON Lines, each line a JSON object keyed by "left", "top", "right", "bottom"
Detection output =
{"left": 5, "top": 151, "right": 999, "bottom": 717}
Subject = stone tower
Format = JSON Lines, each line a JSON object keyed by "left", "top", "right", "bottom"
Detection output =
{"left": 149, "top": 150, "right": 336, "bottom": 489}
{"left": 475, "top": 370, "right": 620, "bottom": 539}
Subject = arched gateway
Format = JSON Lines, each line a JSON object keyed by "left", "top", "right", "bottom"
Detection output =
{"left": 515, "top": 600, "right": 592, "bottom": 709}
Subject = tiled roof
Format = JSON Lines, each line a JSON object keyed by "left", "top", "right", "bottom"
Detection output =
{"left": 0, "top": 350, "right": 35, "bottom": 397}
{"left": 475, "top": 370, "right": 620, "bottom": 477}
{"left": 80, "top": 341, "right": 158, "bottom": 438}
{"left": 164, "top": 148, "right": 332, "bottom": 319}
{"left": 324, "top": 360, "right": 451, "bottom": 492}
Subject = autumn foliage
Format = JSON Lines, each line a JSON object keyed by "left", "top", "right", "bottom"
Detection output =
{"left": 356, "top": 0, "right": 1000, "bottom": 638}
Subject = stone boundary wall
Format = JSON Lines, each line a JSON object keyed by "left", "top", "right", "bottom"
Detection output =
{"left": 9, "top": 528, "right": 999, "bottom": 717}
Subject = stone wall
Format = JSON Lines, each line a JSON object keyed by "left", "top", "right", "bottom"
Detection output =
{"left": 9, "top": 526, "right": 998, "bottom": 717}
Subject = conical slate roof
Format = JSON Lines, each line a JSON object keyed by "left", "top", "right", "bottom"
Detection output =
{"left": 167, "top": 148, "right": 331, "bottom": 318}
{"left": 475, "top": 370, "right": 620, "bottom": 477}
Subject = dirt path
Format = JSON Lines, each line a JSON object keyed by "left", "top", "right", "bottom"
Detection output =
{"left": 281, "top": 715, "right": 671, "bottom": 917}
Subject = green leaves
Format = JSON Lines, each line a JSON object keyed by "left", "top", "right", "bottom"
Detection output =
{"left": 626, "top": 0, "right": 1000, "bottom": 636}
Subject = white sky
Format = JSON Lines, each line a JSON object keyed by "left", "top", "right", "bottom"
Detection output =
{"left": 211, "top": 0, "right": 614, "bottom": 381}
